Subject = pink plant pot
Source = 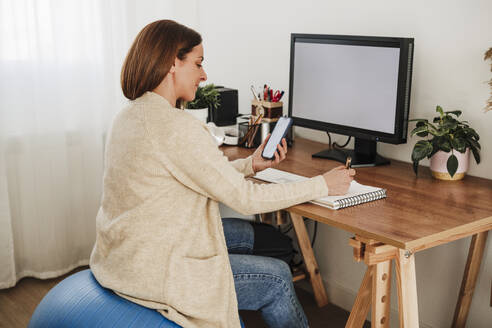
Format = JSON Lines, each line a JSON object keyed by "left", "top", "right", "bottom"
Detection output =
{"left": 429, "top": 149, "right": 470, "bottom": 180}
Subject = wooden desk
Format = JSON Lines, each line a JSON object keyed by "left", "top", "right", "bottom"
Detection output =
{"left": 222, "top": 138, "right": 492, "bottom": 328}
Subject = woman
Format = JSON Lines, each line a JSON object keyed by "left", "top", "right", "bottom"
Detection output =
{"left": 90, "top": 20, "right": 355, "bottom": 328}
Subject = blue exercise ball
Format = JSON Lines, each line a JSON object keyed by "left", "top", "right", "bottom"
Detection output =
{"left": 29, "top": 269, "right": 245, "bottom": 328}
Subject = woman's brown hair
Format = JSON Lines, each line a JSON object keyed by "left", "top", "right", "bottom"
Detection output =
{"left": 121, "top": 20, "right": 202, "bottom": 101}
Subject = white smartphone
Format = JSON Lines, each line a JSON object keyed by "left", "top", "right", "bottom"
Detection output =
{"left": 262, "top": 116, "right": 293, "bottom": 160}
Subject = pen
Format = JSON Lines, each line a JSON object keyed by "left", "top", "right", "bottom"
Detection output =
{"left": 345, "top": 156, "right": 352, "bottom": 169}
{"left": 247, "top": 117, "right": 262, "bottom": 147}
{"left": 250, "top": 85, "right": 259, "bottom": 101}
{"left": 240, "top": 114, "right": 264, "bottom": 146}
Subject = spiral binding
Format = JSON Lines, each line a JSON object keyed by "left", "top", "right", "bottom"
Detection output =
{"left": 335, "top": 189, "right": 386, "bottom": 209}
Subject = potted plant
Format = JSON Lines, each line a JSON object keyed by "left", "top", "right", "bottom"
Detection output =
{"left": 410, "top": 105, "right": 481, "bottom": 180}
{"left": 185, "top": 84, "right": 220, "bottom": 123}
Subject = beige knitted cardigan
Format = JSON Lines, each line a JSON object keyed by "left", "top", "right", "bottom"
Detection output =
{"left": 89, "top": 91, "right": 328, "bottom": 328}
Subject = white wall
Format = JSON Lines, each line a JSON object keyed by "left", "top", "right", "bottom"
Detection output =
{"left": 196, "top": 0, "right": 492, "bottom": 179}
{"left": 190, "top": 0, "right": 492, "bottom": 327}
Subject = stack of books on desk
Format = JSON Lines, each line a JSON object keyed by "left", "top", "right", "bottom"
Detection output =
{"left": 254, "top": 168, "right": 386, "bottom": 210}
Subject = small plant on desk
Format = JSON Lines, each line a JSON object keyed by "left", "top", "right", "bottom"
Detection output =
{"left": 186, "top": 84, "right": 220, "bottom": 110}
{"left": 184, "top": 84, "right": 221, "bottom": 123}
{"left": 410, "top": 105, "right": 481, "bottom": 180}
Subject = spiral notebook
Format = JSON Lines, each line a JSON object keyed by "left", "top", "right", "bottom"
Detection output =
{"left": 254, "top": 168, "right": 386, "bottom": 210}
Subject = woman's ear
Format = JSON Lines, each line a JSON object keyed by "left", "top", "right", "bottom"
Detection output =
{"left": 169, "top": 63, "right": 176, "bottom": 74}
{"left": 170, "top": 57, "right": 182, "bottom": 74}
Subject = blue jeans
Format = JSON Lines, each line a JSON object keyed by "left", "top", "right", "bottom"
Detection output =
{"left": 222, "top": 218, "right": 309, "bottom": 328}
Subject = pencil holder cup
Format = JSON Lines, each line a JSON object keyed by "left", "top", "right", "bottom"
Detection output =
{"left": 251, "top": 100, "right": 283, "bottom": 119}
{"left": 238, "top": 121, "right": 262, "bottom": 148}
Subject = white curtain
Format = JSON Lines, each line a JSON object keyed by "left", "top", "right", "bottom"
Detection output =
{"left": 0, "top": 0, "right": 185, "bottom": 288}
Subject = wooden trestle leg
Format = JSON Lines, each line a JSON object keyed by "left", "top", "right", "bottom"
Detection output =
{"left": 346, "top": 267, "right": 373, "bottom": 328}
{"left": 395, "top": 249, "right": 419, "bottom": 328}
{"left": 290, "top": 212, "right": 329, "bottom": 307}
{"left": 452, "top": 231, "right": 489, "bottom": 328}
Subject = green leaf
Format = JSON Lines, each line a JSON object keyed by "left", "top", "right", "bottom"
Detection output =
{"left": 408, "top": 118, "right": 428, "bottom": 123}
{"left": 444, "top": 110, "right": 462, "bottom": 117}
{"left": 442, "top": 115, "right": 457, "bottom": 122}
{"left": 412, "top": 140, "right": 433, "bottom": 162}
{"left": 436, "top": 105, "right": 444, "bottom": 116}
{"left": 467, "top": 138, "right": 481, "bottom": 150}
{"left": 464, "top": 127, "right": 480, "bottom": 141}
{"left": 442, "top": 118, "right": 458, "bottom": 127}
{"left": 454, "top": 129, "right": 466, "bottom": 139}
{"left": 436, "top": 137, "right": 451, "bottom": 152}
{"left": 451, "top": 137, "right": 466, "bottom": 152}
{"left": 411, "top": 124, "right": 429, "bottom": 137}
{"left": 428, "top": 129, "right": 447, "bottom": 137}
{"left": 471, "top": 146, "right": 481, "bottom": 164}
{"left": 413, "top": 161, "right": 419, "bottom": 175}
{"left": 441, "top": 119, "right": 458, "bottom": 132}
{"left": 447, "top": 154, "right": 458, "bottom": 177}
{"left": 430, "top": 139, "right": 440, "bottom": 158}
{"left": 432, "top": 116, "right": 441, "bottom": 123}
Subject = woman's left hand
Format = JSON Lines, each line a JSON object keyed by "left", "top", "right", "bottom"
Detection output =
{"left": 252, "top": 134, "right": 288, "bottom": 173}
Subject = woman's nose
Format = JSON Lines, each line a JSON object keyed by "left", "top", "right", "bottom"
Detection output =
{"left": 201, "top": 70, "right": 207, "bottom": 82}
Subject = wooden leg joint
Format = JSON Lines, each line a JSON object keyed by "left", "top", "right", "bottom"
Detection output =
{"left": 349, "top": 236, "right": 397, "bottom": 266}
{"left": 365, "top": 244, "right": 398, "bottom": 266}
{"left": 349, "top": 237, "right": 365, "bottom": 262}
{"left": 349, "top": 235, "right": 378, "bottom": 262}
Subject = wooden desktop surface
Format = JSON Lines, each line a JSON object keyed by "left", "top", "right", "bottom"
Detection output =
{"left": 222, "top": 138, "right": 492, "bottom": 252}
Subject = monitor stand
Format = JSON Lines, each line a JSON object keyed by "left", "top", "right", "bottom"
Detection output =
{"left": 312, "top": 138, "right": 390, "bottom": 167}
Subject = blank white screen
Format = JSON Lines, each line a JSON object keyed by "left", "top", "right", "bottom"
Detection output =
{"left": 291, "top": 41, "right": 400, "bottom": 134}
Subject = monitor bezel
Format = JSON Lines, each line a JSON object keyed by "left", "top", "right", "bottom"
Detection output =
{"left": 288, "top": 33, "right": 414, "bottom": 145}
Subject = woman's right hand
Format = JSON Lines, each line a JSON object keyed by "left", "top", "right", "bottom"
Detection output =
{"left": 323, "top": 166, "right": 356, "bottom": 195}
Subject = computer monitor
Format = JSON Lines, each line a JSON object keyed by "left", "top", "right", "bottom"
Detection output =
{"left": 288, "top": 34, "right": 414, "bottom": 167}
